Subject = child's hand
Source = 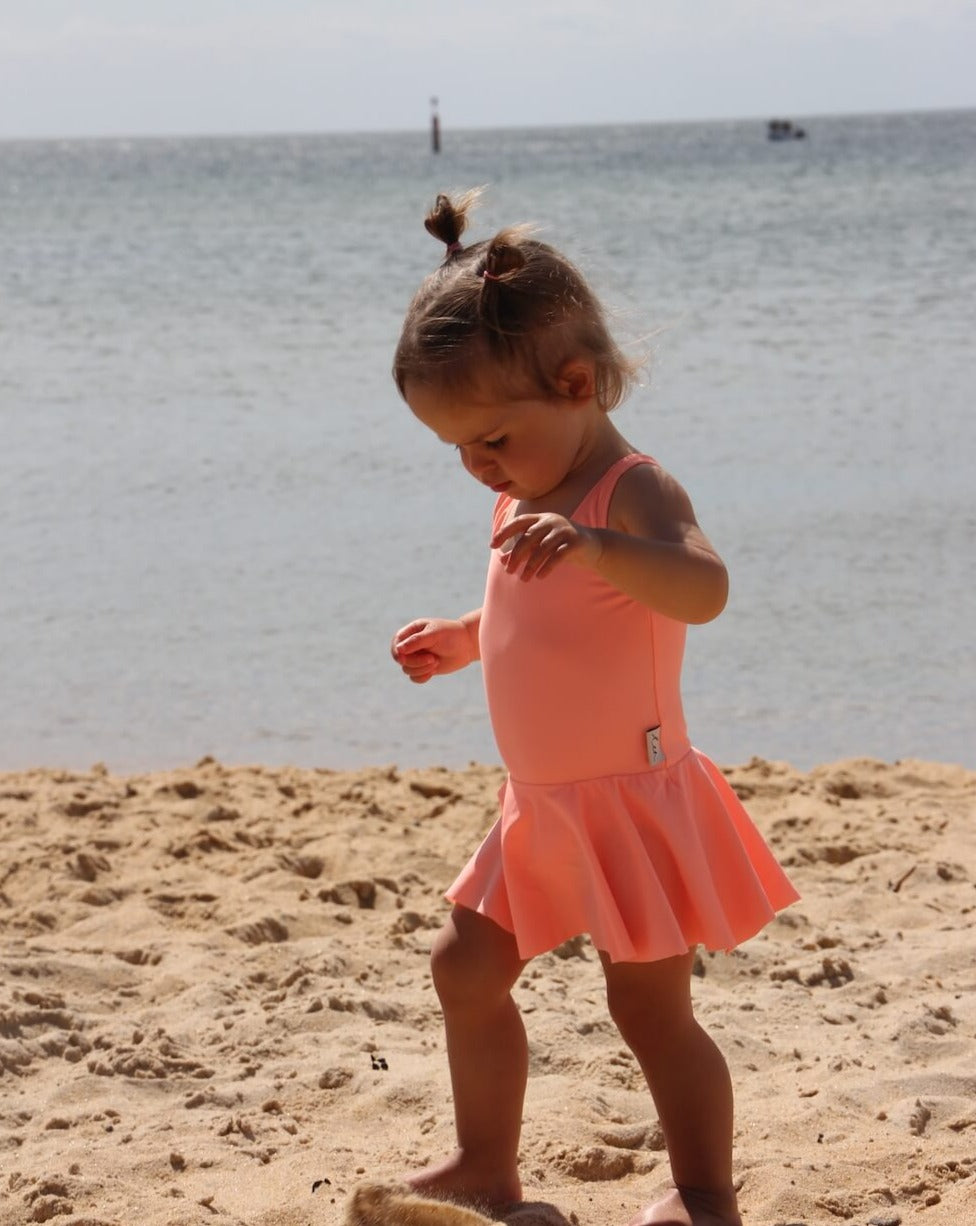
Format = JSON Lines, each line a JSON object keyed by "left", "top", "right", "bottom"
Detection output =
{"left": 391, "top": 617, "right": 479, "bottom": 684}
{"left": 492, "top": 513, "right": 601, "bottom": 581}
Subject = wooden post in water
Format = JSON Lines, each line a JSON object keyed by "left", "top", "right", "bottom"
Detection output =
{"left": 430, "top": 96, "right": 441, "bottom": 153}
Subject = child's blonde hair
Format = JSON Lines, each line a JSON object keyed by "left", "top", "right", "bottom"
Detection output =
{"left": 393, "top": 190, "right": 638, "bottom": 409}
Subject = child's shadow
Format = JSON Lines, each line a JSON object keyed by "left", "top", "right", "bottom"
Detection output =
{"left": 346, "top": 1182, "right": 577, "bottom": 1226}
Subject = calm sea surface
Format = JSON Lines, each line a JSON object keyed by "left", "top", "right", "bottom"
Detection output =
{"left": 1, "top": 111, "right": 973, "bottom": 772}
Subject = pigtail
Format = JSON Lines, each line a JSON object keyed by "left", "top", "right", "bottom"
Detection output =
{"left": 478, "top": 231, "right": 525, "bottom": 283}
{"left": 424, "top": 189, "right": 482, "bottom": 262}
{"left": 476, "top": 227, "right": 534, "bottom": 338}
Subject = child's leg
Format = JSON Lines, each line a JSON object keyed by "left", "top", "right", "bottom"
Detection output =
{"left": 408, "top": 904, "right": 528, "bottom": 1209}
{"left": 601, "top": 950, "right": 742, "bottom": 1226}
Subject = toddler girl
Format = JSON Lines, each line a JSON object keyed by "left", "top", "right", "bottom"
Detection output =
{"left": 390, "top": 191, "right": 798, "bottom": 1226}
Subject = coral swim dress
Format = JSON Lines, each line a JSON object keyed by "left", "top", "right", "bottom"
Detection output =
{"left": 447, "top": 454, "right": 799, "bottom": 963}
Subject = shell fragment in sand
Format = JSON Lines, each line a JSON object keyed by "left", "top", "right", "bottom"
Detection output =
{"left": 346, "top": 1184, "right": 494, "bottom": 1226}
{"left": 345, "top": 1183, "right": 576, "bottom": 1226}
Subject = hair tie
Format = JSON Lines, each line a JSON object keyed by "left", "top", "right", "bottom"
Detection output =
{"left": 445, "top": 240, "right": 463, "bottom": 256}
{"left": 482, "top": 268, "right": 502, "bottom": 282}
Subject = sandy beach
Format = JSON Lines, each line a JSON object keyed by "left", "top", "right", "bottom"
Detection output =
{"left": 1, "top": 754, "right": 974, "bottom": 1225}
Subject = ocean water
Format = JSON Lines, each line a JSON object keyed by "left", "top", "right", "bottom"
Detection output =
{"left": 1, "top": 110, "right": 973, "bottom": 772}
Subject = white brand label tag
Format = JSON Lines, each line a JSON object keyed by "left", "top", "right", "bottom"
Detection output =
{"left": 645, "top": 726, "right": 665, "bottom": 766}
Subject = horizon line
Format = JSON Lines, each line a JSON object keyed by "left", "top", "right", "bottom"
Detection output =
{"left": 1, "top": 102, "right": 972, "bottom": 146}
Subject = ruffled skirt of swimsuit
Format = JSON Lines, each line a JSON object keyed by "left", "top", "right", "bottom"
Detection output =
{"left": 446, "top": 748, "right": 800, "bottom": 964}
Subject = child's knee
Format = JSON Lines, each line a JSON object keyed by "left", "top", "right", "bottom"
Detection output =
{"left": 604, "top": 964, "right": 695, "bottom": 1043}
{"left": 605, "top": 980, "right": 648, "bottom": 1041}
{"left": 429, "top": 914, "right": 520, "bottom": 1008}
{"left": 430, "top": 930, "right": 488, "bottom": 1006}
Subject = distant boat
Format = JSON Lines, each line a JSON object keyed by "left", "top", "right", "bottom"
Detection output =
{"left": 767, "top": 119, "right": 806, "bottom": 141}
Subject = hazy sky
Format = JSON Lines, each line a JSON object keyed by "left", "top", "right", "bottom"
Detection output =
{"left": 1, "top": 1, "right": 973, "bottom": 139}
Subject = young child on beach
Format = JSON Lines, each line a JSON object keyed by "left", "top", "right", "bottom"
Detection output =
{"left": 390, "top": 190, "right": 799, "bottom": 1226}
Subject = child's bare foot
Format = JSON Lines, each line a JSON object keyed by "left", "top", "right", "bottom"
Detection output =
{"left": 406, "top": 1150, "right": 522, "bottom": 1213}
{"left": 627, "top": 1186, "right": 742, "bottom": 1226}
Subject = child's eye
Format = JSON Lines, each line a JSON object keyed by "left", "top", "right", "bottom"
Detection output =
{"left": 485, "top": 436, "right": 507, "bottom": 450}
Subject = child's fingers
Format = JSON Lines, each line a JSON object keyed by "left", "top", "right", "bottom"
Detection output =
{"left": 503, "top": 523, "right": 569, "bottom": 580}
{"left": 394, "top": 644, "right": 435, "bottom": 672}
{"left": 526, "top": 545, "right": 569, "bottom": 580}
{"left": 495, "top": 519, "right": 544, "bottom": 567}
{"left": 392, "top": 622, "right": 436, "bottom": 659}
{"left": 517, "top": 544, "right": 569, "bottom": 581}
{"left": 490, "top": 514, "right": 538, "bottom": 551}
{"left": 401, "top": 651, "right": 438, "bottom": 682}
{"left": 395, "top": 641, "right": 434, "bottom": 669}
{"left": 393, "top": 618, "right": 429, "bottom": 644}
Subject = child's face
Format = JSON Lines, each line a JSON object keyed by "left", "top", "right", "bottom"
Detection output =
{"left": 404, "top": 377, "right": 593, "bottom": 502}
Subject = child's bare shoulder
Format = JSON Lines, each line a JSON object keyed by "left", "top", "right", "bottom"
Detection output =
{"left": 608, "top": 458, "right": 699, "bottom": 538}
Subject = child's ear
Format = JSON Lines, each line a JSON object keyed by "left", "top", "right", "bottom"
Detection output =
{"left": 555, "top": 358, "right": 597, "bottom": 403}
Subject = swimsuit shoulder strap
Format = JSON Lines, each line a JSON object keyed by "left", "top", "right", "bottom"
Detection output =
{"left": 583, "top": 453, "right": 658, "bottom": 526}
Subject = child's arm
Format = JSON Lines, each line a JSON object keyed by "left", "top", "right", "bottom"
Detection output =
{"left": 391, "top": 610, "right": 482, "bottom": 684}
{"left": 491, "top": 465, "right": 728, "bottom": 625}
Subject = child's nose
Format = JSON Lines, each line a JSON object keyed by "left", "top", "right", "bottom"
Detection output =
{"left": 463, "top": 447, "right": 494, "bottom": 479}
